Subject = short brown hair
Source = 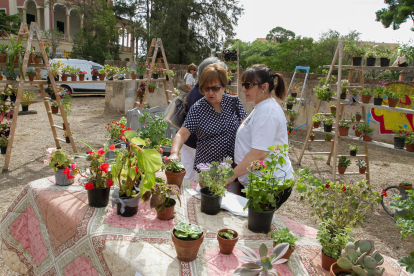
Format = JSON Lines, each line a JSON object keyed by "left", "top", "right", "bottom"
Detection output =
{"left": 199, "top": 64, "right": 228, "bottom": 93}
{"left": 187, "top": 63, "right": 197, "bottom": 73}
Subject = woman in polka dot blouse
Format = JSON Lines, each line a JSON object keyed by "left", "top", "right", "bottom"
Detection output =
{"left": 168, "top": 64, "right": 247, "bottom": 181}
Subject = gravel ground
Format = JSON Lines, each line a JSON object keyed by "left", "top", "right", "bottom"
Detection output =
{"left": 0, "top": 95, "right": 413, "bottom": 274}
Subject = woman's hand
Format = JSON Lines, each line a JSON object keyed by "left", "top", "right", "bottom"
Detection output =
{"left": 225, "top": 176, "right": 237, "bottom": 187}
{"left": 166, "top": 153, "right": 180, "bottom": 165}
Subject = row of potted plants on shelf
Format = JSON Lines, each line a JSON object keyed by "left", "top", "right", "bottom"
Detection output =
{"left": 345, "top": 41, "right": 394, "bottom": 67}
{"left": 339, "top": 82, "right": 402, "bottom": 107}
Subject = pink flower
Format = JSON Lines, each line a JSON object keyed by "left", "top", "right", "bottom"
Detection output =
{"left": 164, "top": 156, "right": 168, "bottom": 161}
{"left": 259, "top": 161, "right": 266, "bottom": 169}
{"left": 159, "top": 149, "right": 163, "bottom": 153}
{"left": 71, "top": 163, "right": 77, "bottom": 169}
{"left": 108, "top": 179, "right": 114, "bottom": 187}
{"left": 85, "top": 182, "right": 94, "bottom": 190}
{"left": 100, "top": 163, "right": 109, "bottom": 173}
{"left": 88, "top": 150, "right": 93, "bottom": 155}
{"left": 97, "top": 148, "right": 105, "bottom": 155}
{"left": 109, "top": 144, "right": 115, "bottom": 151}
{"left": 62, "top": 167, "right": 71, "bottom": 175}
{"left": 325, "top": 184, "right": 330, "bottom": 188}
{"left": 43, "top": 160, "right": 49, "bottom": 165}
{"left": 134, "top": 166, "right": 138, "bottom": 173}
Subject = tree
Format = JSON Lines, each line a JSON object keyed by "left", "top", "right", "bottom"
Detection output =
{"left": 42, "top": 29, "right": 65, "bottom": 58}
{"left": 376, "top": 0, "right": 414, "bottom": 31}
{"left": 0, "top": 13, "right": 22, "bottom": 38}
{"left": 266, "top": 26, "right": 295, "bottom": 43}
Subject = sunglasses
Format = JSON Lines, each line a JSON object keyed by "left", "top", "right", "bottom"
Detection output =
{"left": 202, "top": 86, "right": 222, "bottom": 93}
{"left": 241, "top": 82, "right": 261, "bottom": 89}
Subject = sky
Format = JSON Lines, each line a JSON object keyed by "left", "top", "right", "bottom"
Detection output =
{"left": 234, "top": 0, "right": 413, "bottom": 45}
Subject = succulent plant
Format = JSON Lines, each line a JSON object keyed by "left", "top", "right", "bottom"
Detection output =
{"left": 218, "top": 229, "right": 236, "bottom": 240}
{"left": 174, "top": 222, "right": 203, "bottom": 240}
{"left": 233, "top": 243, "right": 289, "bottom": 276}
{"left": 337, "top": 239, "right": 385, "bottom": 276}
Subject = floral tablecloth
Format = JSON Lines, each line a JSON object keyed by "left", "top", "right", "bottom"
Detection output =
{"left": 0, "top": 176, "right": 410, "bottom": 276}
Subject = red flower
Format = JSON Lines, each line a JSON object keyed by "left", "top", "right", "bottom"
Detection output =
{"left": 164, "top": 156, "right": 168, "bottom": 161}
{"left": 287, "top": 131, "right": 290, "bottom": 135}
{"left": 62, "top": 167, "right": 71, "bottom": 175}
{"left": 108, "top": 179, "right": 114, "bottom": 187}
{"left": 381, "top": 189, "right": 387, "bottom": 197}
{"left": 71, "top": 163, "right": 77, "bottom": 169}
{"left": 134, "top": 166, "right": 138, "bottom": 173}
{"left": 97, "top": 148, "right": 105, "bottom": 155}
{"left": 342, "top": 186, "right": 346, "bottom": 192}
{"left": 88, "top": 150, "right": 93, "bottom": 155}
{"left": 325, "top": 184, "right": 330, "bottom": 188}
{"left": 85, "top": 182, "right": 94, "bottom": 190}
{"left": 100, "top": 163, "right": 109, "bottom": 173}
{"left": 109, "top": 144, "right": 115, "bottom": 151}
{"left": 121, "top": 125, "right": 125, "bottom": 129}
{"left": 159, "top": 149, "right": 163, "bottom": 153}
{"left": 293, "top": 131, "right": 296, "bottom": 134}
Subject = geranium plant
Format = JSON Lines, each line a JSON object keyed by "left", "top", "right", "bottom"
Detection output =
{"left": 91, "top": 68, "right": 99, "bottom": 76}
{"left": 21, "top": 91, "right": 38, "bottom": 104}
{"left": 136, "top": 64, "right": 145, "bottom": 76}
{"left": 78, "top": 71, "right": 87, "bottom": 77}
{"left": 105, "top": 117, "right": 127, "bottom": 142}
{"left": 197, "top": 157, "right": 233, "bottom": 197}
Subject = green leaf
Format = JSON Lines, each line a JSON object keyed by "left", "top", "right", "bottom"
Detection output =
{"left": 139, "top": 172, "right": 155, "bottom": 197}
{"left": 130, "top": 137, "right": 146, "bottom": 146}
{"left": 399, "top": 254, "right": 414, "bottom": 273}
{"left": 124, "top": 130, "right": 137, "bottom": 140}
{"left": 174, "top": 230, "right": 188, "bottom": 238}
{"left": 128, "top": 167, "right": 136, "bottom": 180}
{"left": 259, "top": 243, "right": 268, "bottom": 258}
{"left": 137, "top": 149, "right": 162, "bottom": 173}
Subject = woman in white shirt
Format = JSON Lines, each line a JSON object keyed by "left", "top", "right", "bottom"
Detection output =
{"left": 183, "top": 63, "right": 197, "bottom": 91}
{"left": 227, "top": 64, "right": 294, "bottom": 208}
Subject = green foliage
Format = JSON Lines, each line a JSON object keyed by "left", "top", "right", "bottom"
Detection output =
{"left": 324, "top": 116, "right": 334, "bottom": 126}
{"left": 0, "top": 13, "right": 21, "bottom": 38}
{"left": 357, "top": 123, "right": 374, "bottom": 133}
{"left": 339, "top": 116, "right": 356, "bottom": 128}
{"left": 405, "top": 132, "right": 414, "bottom": 145}
{"left": 286, "top": 96, "right": 297, "bottom": 105}
{"left": 141, "top": 183, "right": 181, "bottom": 212}
{"left": 376, "top": 1, "right": 414, "bottom": 31}
{"left": 384, "top": 90, "right": 402, "bottom": 99}
{"left": 197, "top": 157, "right": 234, "bottom": 197}
{"left": 243, "top": 145, "right": 299, "bottom": 211}
{"left": 166, "top": 159, "right": 185, "bottom": 173}
{"left": 137, "top": 112, "right": 169, "bottom": 148}
{"left": 324, "top": 134, "right": 332, "bottom": 141}
{"left": 42, "top": 29, "right": 65, "bottom": 58}
{"left": 356, "top": 159, "right": 367, "bottom": 169}
{"left": 46, "top": 148, "right": 73, "bottom": 171}
{"left": 317, "top": 220, "right": 354, "bottom": 259}
{"left": 360, "top": 88, "right": 372, "bottom": 96}
{"left": 269, "top": 228, "right": 297, "bottom": 249}
{"left": 0, "top": 44, "right": 8, "bottom": 54}
{"left": 5, "top": 34, "right": 24, "bottom": 80}
{"left": 312, "top": 114, "right": 323, "bottom": 122}
{"left": 399, "top": 252, "right": 414, "bottom": 274}
{"left": 345, "top": 40, "right": 365, "bottom": 57}
{"left": 338, "top": 156, "right": 351, "bottom": 167}
{"left": 373, "top": 84, "right": 387, "bottom": 98}
{"left": 0, "top": 136, "right": 8, "bottom": 147}
{"left": 286, "top": 109, "right": 297, "bottom": 119}
{"left": 218, "top": 229, "right": 236, "bottom": 240}
{"left": 391, "top": 189, "right": 414, "bottom": 238}
{"left": 105, "top": 117, "right": 127, "bottom": 142}
{"left": 266, "top": 26, "right": 295, "bottom": 43}
{"left": 349, "top": 144, "right": 360, "bottom": 152}
{"left": 174, "top": 222, "right": 203, "bottom": 240}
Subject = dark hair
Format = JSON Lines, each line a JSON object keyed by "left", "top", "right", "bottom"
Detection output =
{"left": 240, "top": 64, "right": 287, "bottom": 100}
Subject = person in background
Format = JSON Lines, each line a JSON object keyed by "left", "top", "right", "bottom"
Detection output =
{"left": 181, "top": 57, "right": 227, "bottom": 182}
{"left": 183, "top": 63, "right": 197, "bottom": 91}
{"left": 226, "top": 64, "right": 294, "bottom": 208}
{"left": 168, "top": 64, "right": 247, "bottom": 183}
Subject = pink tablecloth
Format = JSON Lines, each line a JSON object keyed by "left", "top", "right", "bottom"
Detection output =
{"left": 0, "top": 177, "right": 410, "bottom": 276}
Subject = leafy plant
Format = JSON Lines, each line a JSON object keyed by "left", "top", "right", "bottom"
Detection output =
{"left": 233, "top": 243, "right": 289, "bottom": 276}
{"left": 142, "top": 183, "right": 181, "bottom": 212}
{"left": 401, "top": 181, "right": 412, "bottom": 186}
{"left": 105, "top": 117, "right": 127, "bottom": 142}
{"left": 356, "top": 159, "right": 367, "bottom": 169}
{"left": 136, "top": 64, "right": 145, "bottom": 76}
{"left": 310, "top": 133, "right": 315, "bottom": 137}
{"left": 314, "top": 85, "right": 335, "bottom": 101}
{"left": 0, "top": 136, "right": 8, "bottom": 147}
{"left": 349, "top": 144, "right": 360, "bottom": 152}
{"left": 286, "top": 109, "right": 297, "bottom": 119}
{"left": 148, "top": 83, "right": 157, "bottom": 89}
{"left": 51, "top": 101, "right": 58, "bottom": 107}
{"left": 166, "top": 159, "right": 185, "bottom": 173}
{"left": 360, "top": 88, "right": 372, "bottom": 96}
{"left": 104, "top": 64, "right": 119, "bottom": 77}
{"left": 0, "top": 44, "right": 8, "bottom": 54}
{"left": 5, "top": 34, "right": 24, "bottom": 80}
{"left": 34, "top": 52, "right": 42, "bottom": 58}
{"left": 98, "top": 69, "right": 105, "bottom": 74}
{"left": 324, "top": 116, "right": 334, "bottom": 126}
{"left": 341, "top": 79, "right": 350, "bottom": 94}
{"left": 26, "top": 69, "right": 36, "bottom": 76}
{"left": 393, "top": 126, "right": 411, "bottom": 140}
{"left": 398, "top": 43, "right": 414, "bottom": 63}
{"left": 384, "top": 90, "right": 402, "bottom": 99}
{"left": 377, "top": 47, "right": 391, "bottom": 58}
{"left": 312, "top": 114, "right": 323, "bottom": 122}
{"left": 325, "top": 134, "right": 332, "bottom": 141}
{"left": 405, "top": 132, "right": 414, "bottom": 145}
{"left": 286, "top": 96, "right": 297, "bottom": 105}
{"left": 399, "top": 253, "right": 414, "bottom": 274}
{"left": 345, "top": 40, "right": 365, "bottom": 57}
{"left": 350, "top": 88, "right": 359, "bottom": 96}
{"left": 218, "top": 229, "right": 237, "bottom": 240}
{"left": 269, "top": 228, "right": 297, "bottom": 249}
{"left": 339, "top": 117, "right": 356, "bottom": 128}
{"left": 44, "top": 148, "right": 74, "bottom": 171}
{"left": 197, "top": 157, "right": 234, "bottom": 197}
{"left": 365, "top": 47, "right": 378, "bottom": 58}
{"left": 338, "top": 156, "right": 351, "bottom": 167}
{"left": 137, "top": 111, "right": 169, "bottom": 148}
{"left": 174, "top": 222, "right": 203, "bottom": 240}
{"left": 317, "top": 220, "right": 354, "bottom": 259}
{"left": 355, "top": 111, "right": 362, "bottom": 116}
{"left": 373, "top": 84, "right": 387, "bottom": 98}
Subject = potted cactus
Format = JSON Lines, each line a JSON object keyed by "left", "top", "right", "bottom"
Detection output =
{"left": 349, "top": 144, "right": 360, "bottom": 156}
{"left": 233, "top": 243, "right": 289, "bottom": 276}
{"left": 335, "top": 240, "right": 385, "bottom": 276}
{"left": 217, "top": 229, "right": 238, "bottom": 255}
{"left": 338, "top": 156, "right": 351, "bottom": 174}
{"left": 171, "top": 222, "right": 204, "bottom": 262}
{"left": 269, "top": 228, "right": 297, "bottom": 260}
{"left": 356, "top": 159, "right": 367, "bottom": 174}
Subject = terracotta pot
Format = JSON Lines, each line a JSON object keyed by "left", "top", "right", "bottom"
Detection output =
{"left": 339, "top": 127, "right": 349, "bottom": 136}
{"left": 6, "top": 77, "right": 13, "bottom": 80}
{"left": 71, "top": 75, "right": 77, "bottom": 81}
{"left": 149, "top": 87, "right": 155, "bottom": 93}
{"left": 359, "top": 167, "right": 366, "bottom": 174}
{"left": 99, "top": 73, "right": 105, "bottom": 80}
{"left": 139, "top": 100, "right": 143, "bottom": 104}
{"left": 314, "top": 121, "right": 321, "bottom": 128}
{"left": 363, "top": 134, "right": 373, "bottom": 142}
{"left": 51, "top": 106, "right": 59, "bottom": 114}
{"left": 28, "top": 75, "right": 35, "bottom": 81}
{"left": 172, "top": 229, "right": 204, "bottom": 262}
{"left": 388, "top": 98, "right": 399, "bottom": 107}
{"left": 0, "top": 75, "right": 2, "bottom": 81}
{"left": 399, "top": 183, "right": 413, "bottom": 189}
{"left": 330, "top": 107, "right": 336, "bottom": 114}
{"left": 34, "top": 57, "right": 41, "bottom": 64}
{"left": 217, "top": 229, "right": 239, "bottom": 255}
{"left": 131, "top": 73, "right": 137, "bottom": 80}
{"left": 165, "top": 169, "right": 186, "bottom": 189}
{"left": 309, "top": 136, "right": 315, "bottom": 141}
{"left": 356, "top": 115, "right": 362, "bottom": 122}
{"left": 321, "top": 250, "right": 337, "bottom": 271}
{"left": 79, "top": 75, "right": 85, "bottom": 81}
{"left": 330, "top": 262, "right": 352, "bottom": 276}
{"left": 325, "top": 137, "right": 332, "bottom": 142}
{"left": 355, "top": 130, "right": 362, "bottom": 137}
{"left": 61, "top": 74, "right": 69, "bottom": 81}
{"left": 338, "top": 166, "right": 347, "bottom": 174}
{"left": 156, "top": 198, "right": 176, "bottom": 220}
{"left": 361, "top": 95, "right": 372, "bottom": 104}
{"left": 0, "top": 54, "right": 6, "bottom": 62}
{"left": 290, "top": 118, "right": 295, "bottom": 122}
{"left": 406, "top": 143, "right": 414, "bottom": 152}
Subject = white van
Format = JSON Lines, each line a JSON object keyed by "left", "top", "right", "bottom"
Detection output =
{"left": 40, "top": 58, "right": 106, "bottom": 94}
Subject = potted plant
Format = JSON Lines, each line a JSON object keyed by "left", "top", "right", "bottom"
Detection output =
{"left": 217, "top": 229, "right": 239, "bottom": 255}
{"left": 50, "top": 101, "right": 59, "bottom": 114}
{"left": 136, "top": 111, "right": 170, "bottom": 149}
{"left": 137, "top": 64, "right": 145, "bottom": 79}
{"left": 365, "top": 47, "right": 377, "bottom": 66}
{"left": 244, "top": 145, "right": 299, "bottom": 233}
{"left": 91, "top": 68, "right": 99, "bottom": 80}
{"left": 227, "top": 69, "right": 232, "bottom": 85}
{"left": 378, "top": 47, "right": 391, "bottom": 67}
{"left": 34, "top": 52, "right": 42, "bottom": 64}
{"left": 339, "top": 116, "right": 355, "bottom": 136}
{"left": 233, "top": 243, "right": 289, "bottom": 275}
{"left": 98, "top": 69, "right": 105, "bottom": 80}
{"left": 286, "top": 109, "right": 297, "bottom": 122}
{"left": 165, "top": 159, "right": 186, "bottom": 189}
{"left": 269, "top": 228, "right": 297, "bottom": 260}
{"left": 355, "top": 111, "right": 362, "bottom": 122}
{"left": 345, "top": 40, "right": 365, "bottom": 66}
{"left": 312, "top": 114, "right": 323, "bottom": 128}
{"left": 61, "top": 65, "right": 70, "bottom": 81}
{"left": 340, "top": 79, "right": 349, "bottom": 100}
{"left": 393, "top": 126, "right": 409, "bottom": 149}
{"left": 405, "top": 132, "right": 414, "bottom": 152}
{"left": 384, "top": 90, "right": 402, "bottom": 108}
{"left": 360, "top": 123, "right": 375, "bottom": 142}
{"left": 373, "top": 84, "right": 386, "bottom": 106}
{"left": 325, "top": 133, "right": 332, "bottom": 142}
{"left": 290, "top": 82, "right": 302, "bottom": 98}
{"left": 105, "top": 118, "right": 127, "bottom": 146}
{"left": 359, "top": 88, "right": 372, "bottom": 104}
{"left": 171, "top": 222, "right": 204, "bottom": 262}
{"left": 399, "top": 181, "right": 412, "bottom": 189}
{"left": 7, "top": 85, "right": 18, "bottom": 102}
{"left": 286, "top": 96, "right": 296, "bottom": 110}
{"left": 330, "top": 105, "right": 336, "bottom": 116}
{"left": 324, "top": 116, "right": 334, "bottom": 132}
{"left": 136, "top": 89, "right": 145, "bottom": 104}
{"left": 148, "top": 83, "right": 157, "bottom": 93}
{"left": 336, "top": 240, "right": 385, "bottom": 276}
{"left": 349, "top": 144, "right": 360, "bottom": 156}
{"left": 44, "top": 148, "right": 76, "bottom": 186}
{"left": 338, "top": 156, "right": 351, "bottom": 174}
{"left": 0, "top": 136, "right": 7, "bottom": 154}
{"left": 354, "top": 123, "right": 364, "bottom": 137}
{"left": 349, "top": 88, "right": 359, "bottom": 102}
{"left": 117, "top": 67, "right": 129, "bottom": 80}
{"left": 104, "top": 64, "right": 119, "bottom": 80}
{"left": 69, "top": 66, "right": 79, "bottom": 81}
{"left": 110, "top": 129, "right": 163, "bottom": 217}
{"left": 142, "top": 182, "right": 181, "bottom": 220}
{"left": 314, "top": 85, "right": 335, "bottom": 102}
{"left": 397, "top": 43, "right": 414, "bottom": 66}
{"left": 356, "top": 159, "right": 367, "bottom": 174}
{"left": 151, "top": 64, "right": 159, "bottom": 79}
{"left": 24, "top": 68, "right": 36, "bottom": 82}
{"left": 6, "top": 35, "right": 24, "bottom": 80}
{"left": 310, "top": 133, "right": 315, "bottom": 141}
{"left": 21, "top": 91, "right": 37, "bottom": 112}
{"left": 0, "top": 44, "right": 7, "bottom": 62}
{"left": 78, "top": 70, "right": 87, "bottom": 81}
{"left": 197, "top": 157, "right": 233, "bottom": 215}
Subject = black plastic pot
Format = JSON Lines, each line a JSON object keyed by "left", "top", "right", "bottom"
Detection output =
{"left": 380, "top": 58, "right": 390, "bottom": 67}
{"left": 0, "top": 95, "right": 8, "bottom": 101}
{"left": 88, "top": 187, "right": 110, "bottom": 208}
{"left": 65, "top": 137, "right": 70, "bottom": 143}
{"left": 117, "top": 196, "right": 139, "bottom": 217}
{"left": 286, "top": 104, "right": 293, "bottom": 110}
{"left": 152, "top": 73, "right": 159, "bottom": 79}
{"left": 374, "top": 97, "right": 383, "bottom": 106}
{"left": 340, "top": 93, "right": 347, "bottom": 100}
{"left": 139, "top": 75, "right": 144, "bottom": 79}
{"left": 92, "top": 75, "right": 98, "bottom": 80}
{"left": 352, "top": 57, "right": 362, "bottom": 66}
{"left": 231, "top": 69, "right": 236, "bottom": 73}
{"left": 22, "top": 105, "right": 29, "bottom": 112}
{"left": 228, "top": 80, "right": 232, "bottom": 86}
{"left": 350, "top": 150, "right": 357, "bottom": 156}
{"left": 394, "top": 137, "right": 405, "bottom": 149}
{"left": 324, "top": 124, "right": 333, "bottom": 132}
{"left": 0, "top": 146, "right": 6, "bottom": 155}
{"left": 166, "top": 75, "right": 169, "bottom": 81}
{"left": 291, "top": 92, "right": 297, "bottom": 98}
{"left": 9, "top": 95, "right": 16, "bottom": 103}
{"left": 398, "top": 62, "right": 408, "bottom": 67}
{"left": 200, "top": 187, "right": 222, "bottom": 215}
{"left": 366, "top": 57, "right": 376, "bottom": 66}
{"left": 248, "top": 207, "right": 275, "bottom": 233}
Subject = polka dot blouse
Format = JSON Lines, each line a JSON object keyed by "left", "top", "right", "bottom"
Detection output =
{"left": 183, "top": 94, "right": 247, "bottom": 171}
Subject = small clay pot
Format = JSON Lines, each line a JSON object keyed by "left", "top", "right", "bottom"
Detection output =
{"left": 79, "top": 76, "right": 85, "bottom": 81}
{"left": 28, "top": 75, "right": 35, "bottom": 81}
{"left": 71, "top": 75, "right": 77, "bottom": 81}
{"left": 361, "top": 95, "right": 371, "bottom": 104}
{"left": 165, "top": 169, "right": 186, "bottom": 189}
{"left": 34, "top": 57, "right": 41, "bottom": 64}
{"left": 309, "top": 136, "right": 315, "bottom": 141}
{"left": 363, "top": 134, "right": 373, "bottom": 142}
{"left": 359, "top": 167, "right": 366, "bottom": 174}
{"left": 329, "top": 262, "right": 352, "bottom": 276}
{"left": 338, "top": 166, "right": 347, "bottom": 174}
{"left": 61, "top": 74, "right": 69, "bottom": 81}
{"left": 172, "top": 229, "right": 204, "bottom": 262}
{"left": 399, "top": 183, "right": 413, "bottom": 189}
{"left": 149, "top": 87, "right": 155, "bottom": 93}
{"left": 314, "top": 121, "right": 321, "bottom": 128}
{"left": 272, "top": 241, "right": 295, "bottom": 260}
{"left": 131, "top": 73, "right": 137, "bottom": 80}
{"left": 406, "top": 143, "right": 414, "bottom": 152}
{"left": 388, "top": 98, "right": 399, "bottom": 108}
{"left": 321, "top": 250, "right": 337, "bottom": 271}
{"left": 99, "top": 73, "right": 106, "bottom": 80}
{"left": 355, "top": 130, "right": 362, "bottom": 137}
{"left": 156, "top": 198, "right": 176, "bottom": 220}
{"left": 339, "top": 127, "right": 349, "bottom": 136}
{"left": 356, "top": 115, "right": 362, "bottom": 122}
{"left": 51, "top": 106, "right": 59, "bottom": 114}
{"left": 217, "top": 229, "right": 239, "bottom": 255}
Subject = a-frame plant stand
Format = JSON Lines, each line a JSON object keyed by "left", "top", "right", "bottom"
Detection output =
{"left": 133, "top": 38, "right": 174, "bottom": 108}
{"left": 1, "top": 22, "right": 76, "bottom": 173}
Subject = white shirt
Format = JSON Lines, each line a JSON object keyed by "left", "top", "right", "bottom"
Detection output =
{"left": 234, "top": 97, "right": 294, "bottom": 186}
{"left": 184, "top": 73, "right": 195, "bottom": 86}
